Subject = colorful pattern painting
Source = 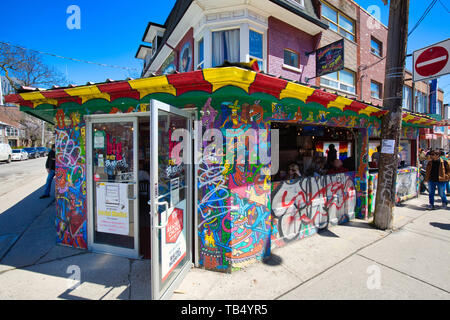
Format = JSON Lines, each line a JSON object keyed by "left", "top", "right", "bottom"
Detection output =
{"left": 5, "top": 67, "right": 432, "bottom": 273}
{"left": 55, "top": 109, "right": 87, "bottom": 249}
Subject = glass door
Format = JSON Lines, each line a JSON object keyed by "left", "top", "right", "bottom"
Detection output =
{"left": 87, "top": 116, "right": 139, "bottom": 259}
{"left": 150, "top": 100, "right": 193, "bottom": 300}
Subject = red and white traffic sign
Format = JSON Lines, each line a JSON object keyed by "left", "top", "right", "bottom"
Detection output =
{"left": 413, "top": 39, "right": 450, "bottom": 82}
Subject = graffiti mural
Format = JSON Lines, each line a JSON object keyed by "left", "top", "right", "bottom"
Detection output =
{"left": 271, "top": 173, "right": 356, "bottom": 244}
{"left": 55, "top": 110, "right": 87, "bottom": 249}
{"left": 197, "top": 98, "right": 272, "bottom": 271}
{"left": 368, "top": 167, "right": 419, "bottom": 215}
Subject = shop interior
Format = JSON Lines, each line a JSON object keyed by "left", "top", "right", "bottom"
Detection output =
{"left": 368, "top": 139, "right": 417, "bottom": 171}
{"left": 271, "top": 122, "right": 358, "bottom": 182}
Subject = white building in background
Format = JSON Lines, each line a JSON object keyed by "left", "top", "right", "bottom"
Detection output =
{"left": 0, "top": 76, "right": 17, "bottom": 105}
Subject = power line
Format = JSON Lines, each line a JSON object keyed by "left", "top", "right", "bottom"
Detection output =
{"left": 0, "top": 40, "right": 140, "bottom": 72}
{"left": 439, "top": 0, "right": 450, "bottom": 14}
{"left": 361, "top": 0, "right": 438, "bottom": 73}
{"left": 408, "top": 0, "right": 438, "bottom": 37}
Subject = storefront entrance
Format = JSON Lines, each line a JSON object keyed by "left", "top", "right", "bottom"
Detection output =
{"left": 85, "top": 100, "right": 194, "bottom": 300}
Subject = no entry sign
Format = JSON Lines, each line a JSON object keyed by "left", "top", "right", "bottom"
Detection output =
{"left": 413, "top": 39, "right": 450, "bottom": 82}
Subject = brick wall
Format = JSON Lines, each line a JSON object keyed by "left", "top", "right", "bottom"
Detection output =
{"left": 267, "top": 17, "right": 317, "bottom": 84}
{"left": 358, "top": 7, "right": 387, "bottom": 106}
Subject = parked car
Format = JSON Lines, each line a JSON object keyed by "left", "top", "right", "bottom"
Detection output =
{"left": 11, "top": 149, "right": 28, "bottom": 161}
{"left": 23, "top": 147, "right": 39, "bottom": 159}
{"left": 0, "top": 143, "right": 13, "bottom": 163}
{"left": 36, "top": 147, "right": 48, "bottom": 157}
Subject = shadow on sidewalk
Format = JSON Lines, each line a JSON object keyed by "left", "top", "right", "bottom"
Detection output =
{"left": 430, "top": 222, "right": 450, "bottom": 231}
{"left": 0, "top": 186, "right": 150, "bottom": 300}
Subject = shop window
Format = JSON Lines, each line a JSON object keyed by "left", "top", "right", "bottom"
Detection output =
{"left": 320, "top": 69, "right": 356, "bottom": 94}
{"left": 197, "top": 38, "right": 204, "bottom": 69}
{"left": 212, "top": 29, "right": 240, "bottom": 67}
{"left": 321, "top": 1, "right": 355, "bottom": 42}
{"left": 371, "top": 37, "right": 383, "bottom": 57}
{"left": 249, "top": 29, "right": 264, "bottom": 71}
{"left": 271, "top": 122, "right": 357, "bottom": 182}
{"left": 284, "top": 49, "right": 299, "bottom": 69}
{"left": 371, "top": 81, "right": 382, "bottom": 99}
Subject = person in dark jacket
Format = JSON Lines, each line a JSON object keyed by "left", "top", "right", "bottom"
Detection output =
{"left": 40, "top": 144, "right": 56, "bottom": 199}
{"left": 424, "top": 150, "right": 449, "bottom": 210}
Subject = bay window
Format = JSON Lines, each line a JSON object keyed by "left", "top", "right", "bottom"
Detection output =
{"left": 197, "top": 38, "right": 204, "bottom": 69}
{"left": 212, "top": 29, "right": 240, "bottom": 67}
{"left": 249, "top": 29, "right": 264, "bottom": 71}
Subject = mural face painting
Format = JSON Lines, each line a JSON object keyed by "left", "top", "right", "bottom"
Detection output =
{"left": 55, "top": 110, "right": 87, "bottom": 249}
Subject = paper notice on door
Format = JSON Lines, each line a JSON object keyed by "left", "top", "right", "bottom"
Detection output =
{"left": 381, "top": 139, "right": 396, "bottom": 154}
{"left": 94, "top": 131, "right": 106, "bottom": 149}
{"left": 96, "top": 182, "right": 129, "bottom": 235}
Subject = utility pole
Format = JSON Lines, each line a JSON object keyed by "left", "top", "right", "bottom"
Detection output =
{"left": 373, "top": 0, "right": 410, "bottom": 230}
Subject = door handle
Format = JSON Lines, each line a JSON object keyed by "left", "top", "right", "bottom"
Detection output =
{"left": 154, "top": 201, "right": 171, "bottom": 230}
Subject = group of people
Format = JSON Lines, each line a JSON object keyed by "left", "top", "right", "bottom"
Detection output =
{"left": 420, "top": 148, "right": 450, "bottom": 210}
{"left": 284, "top": 144, "right": 353, "bottom": 180}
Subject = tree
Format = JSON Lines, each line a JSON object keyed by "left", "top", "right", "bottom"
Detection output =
{"left": 0, "top": 42, "right": 66, "bottom": 89}
{"left": 0, "top": 42, "right": 65, "bottom": 146}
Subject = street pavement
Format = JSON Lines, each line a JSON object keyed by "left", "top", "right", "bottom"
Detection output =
{"left": 0, "top": 189, "right": 449, "bottom": 300}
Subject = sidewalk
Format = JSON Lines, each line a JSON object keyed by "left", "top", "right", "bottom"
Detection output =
{"left": 172, "top": 195, "right": 450, "bottom": 300}
{"left": 0, "top": 194, "right": 449, "bottom": 300}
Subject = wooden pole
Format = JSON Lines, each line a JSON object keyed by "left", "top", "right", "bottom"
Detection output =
{"left": 373, "top": 0, "right": 410, "bottom": 230}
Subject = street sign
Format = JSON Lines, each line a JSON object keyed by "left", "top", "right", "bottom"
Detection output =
{"left": 413, "top": 39, "right": 450, "bottom": 82}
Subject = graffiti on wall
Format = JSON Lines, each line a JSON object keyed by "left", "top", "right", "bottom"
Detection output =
{"left": 197, "top": 98, "right": 272, "bottom": 271}
{"left": 271, "top": 172, "right": 356, "bottom": 243}
{"left": 55, "top": 109, "right": 87, "bottom": 249}
{"left": 368, "top": 167, "right": 419, "bottom": 215}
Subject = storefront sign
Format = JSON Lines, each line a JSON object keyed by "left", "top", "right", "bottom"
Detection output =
{"left": 381, "top": 139, "right": 395, "bottom": 154}
{"left": 316, "top": 39, "right": 345, "bottom": 77}
{"left": 161, "top": 200, "right": 187, "bottom": 282}
{"left": 96, "top": 182, "right": 129, "bottom": 235}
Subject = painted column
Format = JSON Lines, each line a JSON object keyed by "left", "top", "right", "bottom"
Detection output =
{"left": 54, "top": 109, "right": 88, "bottom": 249}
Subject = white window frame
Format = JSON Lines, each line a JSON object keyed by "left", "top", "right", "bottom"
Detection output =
{"left": 248, "top": 28, "right": 265, "bottom": 72}
{"left": 197, "top": 38, "right": 204, "bottom": 69}
{"left": 321, "top": 1, "right": 356, "bottom": 42}
{"left": 320, "top": 69, "right": 356, "bottom": 95}
{"left": 370, "top": 80, "right": 382, "bottom": 99}
{"left": 193, "top": 16, "right": 268, "bottom": 71}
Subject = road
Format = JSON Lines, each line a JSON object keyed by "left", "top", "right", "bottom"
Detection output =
{"left": 0, "top": 157, "right": 48, "bottom": 213}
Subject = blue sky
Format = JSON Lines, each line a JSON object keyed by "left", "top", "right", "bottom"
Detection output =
{"left": 0, "top": 0, "right": 449, "bottom": 103}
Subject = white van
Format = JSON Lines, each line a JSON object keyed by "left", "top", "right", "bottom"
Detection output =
{"left": 0, "top": 143, "right": 12, "bottom": 163}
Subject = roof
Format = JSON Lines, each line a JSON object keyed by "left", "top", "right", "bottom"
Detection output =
{"left": 4, "top": 66, "right": 440, "bottom": 128}
{"left": 142, "top": 0, "right": 327, "bottom": 72}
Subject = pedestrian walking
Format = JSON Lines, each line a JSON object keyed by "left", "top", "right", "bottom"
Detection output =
{"left": 424, "top": 150, "right": 450, "bottom": 210}
{"left": 40, "top": 144, "right": 56, "bottom": 199}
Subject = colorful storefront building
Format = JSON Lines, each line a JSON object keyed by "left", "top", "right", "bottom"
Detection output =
{"left": 5, "top": 67, "right": 439, "bottom": 299}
